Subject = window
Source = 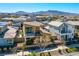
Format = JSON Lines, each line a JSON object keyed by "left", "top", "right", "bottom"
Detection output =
{"left": 7, "top": 40, "right": 12, "bottom": 44}
{"left": 7, "top": 40, "right": 13, "bottom": 45}
{"left": 61, "top": 35, "right": 68, "bottom": 41}
{"left": 8, "top": 43, "right": 12, "bottom": 45}
{"left": 26, "top": 27, "right": 33, "bottom": 33}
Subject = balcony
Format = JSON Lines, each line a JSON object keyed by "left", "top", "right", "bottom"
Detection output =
{"left": 26, "top": 32, "right": 41, "bottom": 38}
{"left": 61, "top": 30, "right": 71, "bottom": 34}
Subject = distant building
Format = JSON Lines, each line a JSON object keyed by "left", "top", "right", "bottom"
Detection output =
{"left": 2, "top": 16, "right": 33, "bottom": 27}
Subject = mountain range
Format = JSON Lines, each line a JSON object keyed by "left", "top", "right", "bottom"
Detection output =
{"left": 15, "top": 10, "right": 79, "bottom": 16}
{"left": 0, "top": 10, "right": 79, "bottom": 17}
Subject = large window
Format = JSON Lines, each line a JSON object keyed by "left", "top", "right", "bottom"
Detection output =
{"left": 7, "top": 40, "right": 12, "bottom": 42}
{"left": 61, "top": 35, "right": 68, "bottom": 41}
{"left": 7, "top": 39, "right": 13, "bottom": 45}
{"left": 61, "top": 24, "right": 68, "bottom": 33}
{"left": 26, "top": 27, "right": 33, "bottom": 33}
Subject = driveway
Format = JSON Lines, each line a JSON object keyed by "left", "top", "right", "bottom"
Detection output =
{"left": 62, "top": 52, "right": 79, "bottom": 56}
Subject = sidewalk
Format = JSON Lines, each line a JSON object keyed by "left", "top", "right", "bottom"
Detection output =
{"left": 40, "top": 46, "right": 69, "bottom": 53}
{"left": 40, "top": 44, "right": 79, "bottom": 53}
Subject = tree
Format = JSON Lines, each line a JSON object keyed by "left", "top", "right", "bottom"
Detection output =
{"left": 21, "top": 43, "right": 26, "bottom": 56}
{"left": 27, "top": 52, "right": 39, "bottom": 56}
{"left": 52, "top": 16, "right": 60, "bottom": 20}
{"left": 17, "top": 43, "right": 26, "bottom": 56}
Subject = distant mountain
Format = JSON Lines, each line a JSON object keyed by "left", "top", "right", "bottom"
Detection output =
{"left": 16, "top": 11, "right": 28, "bottom": 15}
{"left": 0, "top": 10, "right": 79, "bottom": 18}
{"left": 15, "top": 10, "right": 79, "bottom": 16}
{"left": 32, "top": 10, "right": 79, "bottom": 16}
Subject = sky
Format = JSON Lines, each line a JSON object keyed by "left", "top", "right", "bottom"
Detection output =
{"left": 0, "top": 3, "right": 79, "bottom": 13}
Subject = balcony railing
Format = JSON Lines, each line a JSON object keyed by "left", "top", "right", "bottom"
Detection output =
{"left": 61, "top": 30, "right": 71, "bottom": 34}
{"left": 26, "top": 32, "right": 41, "bottom": 38}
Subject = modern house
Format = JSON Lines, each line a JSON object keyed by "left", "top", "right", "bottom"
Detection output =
{"left": 0, "top": 25, "right": 18, "bottom": 48}
{"left": 23, "top": 21, "right": 54, "bottom": 49}
{"left": 23, "top": 21, "right": 44, "bottom": 39}
{"left": 47, "top": 21, "right": 75, "bottom": 45}
{"left": 67, "top": 21, "right": 79, "bottom": 38}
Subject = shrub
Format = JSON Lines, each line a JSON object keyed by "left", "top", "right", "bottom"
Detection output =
{"left": 26, "top": 39, "right": 33, "bottom": 45}
{"left": 70, "top": 48, "right": 78, "bottom": 52}
{"left": 27, "top": 52, "right": 39, "bottom": 56}
{"left": 66, "top": 48, "right": 78, "bottom": 53}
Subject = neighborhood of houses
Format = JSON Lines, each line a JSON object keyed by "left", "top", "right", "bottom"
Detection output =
{"left": 0, "top": 16, "right": 79, "bottom": 56}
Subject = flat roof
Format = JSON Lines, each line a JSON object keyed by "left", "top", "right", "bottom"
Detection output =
{"left": 48, "top": 21, "right": 63, "bottom": 27}
{"left": 4, "top": 26, "right": 18, "bottom": 38}
{"left": 23, "top": 21, "right": 44, "bottom": 27}
{"left": 67, "top": 21, "right": 79, "bottom": 26}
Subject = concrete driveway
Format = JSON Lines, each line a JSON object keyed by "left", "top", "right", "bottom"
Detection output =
{"left": 62, "top": 52, "right": 79, "bottom": 56}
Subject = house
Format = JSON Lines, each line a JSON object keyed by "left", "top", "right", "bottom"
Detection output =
{"left": 23, "top": 21, "right": 44, "bottom": 39}
{"left": 23, "top": 21, "right": 44, "bottom": 48}
{"left": 0, "top": 26, "right": 18, "bottom": 48}
{"left": 67, "top": 21, "right": 79, "bottom": 38}
{"left": 23, "top": 21, "right": 54, "bottom": 49}
{"left": 48, "top": 21, "right": 75, "bottom": 45}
